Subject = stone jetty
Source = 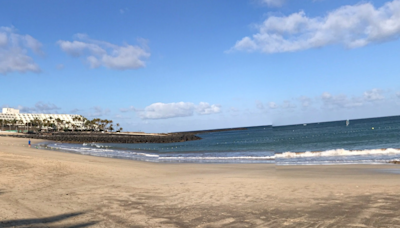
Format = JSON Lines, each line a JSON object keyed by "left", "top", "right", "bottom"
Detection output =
{"left": 3, "top": 132, "right": 201, "bottom": 144}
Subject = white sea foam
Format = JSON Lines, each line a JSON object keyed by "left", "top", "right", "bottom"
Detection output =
{"left": 42, "top": 143, "right": 272, "bottom": 163}
{"left": 276, "top": 148, "right": 400, "bottom": 158}
{"left": 159, "top": 156, "right": 275, "bottom": 160}
{"left": 137, "top": 153, "right": 159, "bottom": 158}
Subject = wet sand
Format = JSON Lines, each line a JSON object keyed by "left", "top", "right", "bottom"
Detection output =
{"left": 1, "top": 137, "right": 400, "bottom": 227}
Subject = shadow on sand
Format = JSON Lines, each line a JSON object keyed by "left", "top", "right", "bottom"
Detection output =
{"left": 0, "top": 212, "right": 97, "bottom": 228}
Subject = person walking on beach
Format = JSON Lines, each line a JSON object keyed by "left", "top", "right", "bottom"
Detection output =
{"left": 28, "top": 139, "right": 31, "bottom": 148}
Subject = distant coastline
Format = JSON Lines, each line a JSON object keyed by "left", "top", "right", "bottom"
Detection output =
{"left": 176, "top": 126, "right": 249, "bottom": 134}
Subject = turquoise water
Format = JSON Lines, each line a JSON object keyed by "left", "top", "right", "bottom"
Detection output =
{"left": 40, "top": 126, "right": 274, "bottom": 163}
{"left": 39, "top": 115, "right": 400, "bottom": 164}
{"left": 274, "top": 116, "right": 400, "bottom": 165}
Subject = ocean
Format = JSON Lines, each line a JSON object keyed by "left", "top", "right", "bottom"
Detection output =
{"left": 37, "top": 115, "right": 400, "bottom": 165}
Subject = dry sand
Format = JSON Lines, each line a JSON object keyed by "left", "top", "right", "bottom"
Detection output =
{"left": 0, "top": 137, "right": 400, "bottom": 227}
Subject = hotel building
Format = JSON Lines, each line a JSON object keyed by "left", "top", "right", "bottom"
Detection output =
{"left": 0, "top": 108, "right": 84, "bottom": 129}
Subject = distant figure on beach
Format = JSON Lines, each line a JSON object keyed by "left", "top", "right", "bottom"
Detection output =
{"left": 28, "top": 139, "right": 31, "bottom": 148}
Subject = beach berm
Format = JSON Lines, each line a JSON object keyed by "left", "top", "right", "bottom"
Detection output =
{"left": 1, "top": 137, "right": 400, "bottom": 227}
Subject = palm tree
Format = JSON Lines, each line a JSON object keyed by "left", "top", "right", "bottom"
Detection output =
{"left": 4, "top": 120, "right": 10, "bottom": 130}
{"left": 60, "top": 119, "right": 65, "bottom": 131}
{"left": 31, "top": 117, "right": 41, "bottom": 132}
{"left": 26, "top": 121, "right": 30, "bottom": 131}
{"left": 108, "top": 124, "right": 114, "bottom": 132}
{"left": 17, "top": 119, "right": 23, "bottom": 132}
{"left": 66, "top": 121, "right": 71, "bottom": 131}
{"left": 11, "top": 119, "right": 17, "bottom": 130}
{"left": 43, "top": 118, "right": 50, "bottom": 132}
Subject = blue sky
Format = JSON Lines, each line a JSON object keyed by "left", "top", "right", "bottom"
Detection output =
{"left": 1, "top": 0, "right": 400, "bottom": 132}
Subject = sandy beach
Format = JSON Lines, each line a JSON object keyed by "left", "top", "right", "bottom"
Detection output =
{"left": 1, "top": 137, "right": 400, "bottom": 227}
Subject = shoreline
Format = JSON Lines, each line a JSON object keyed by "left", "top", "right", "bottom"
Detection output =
{"left": 35, "top": 142, "right": 276, "bottom": 164}
{"left": 38, "top": 140, "right": 400, "bottom": 165}
{"left": 1, "top": 131, "right": 202, "bottom": 144}
{"left": 2, "top": 137, "right": 400, "bottom": 227}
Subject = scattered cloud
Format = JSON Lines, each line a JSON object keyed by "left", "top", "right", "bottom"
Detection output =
{"left": 268, "top": 102, "right": 278, "bottom": 109}
{"left": 14, "top": 102, "right": 61, "bottom": 114}
{"left": 260, "top": 0, "right": 285, "bottom": 7}
{"left": 298, "top": 96, "right": 312, "bottom": 108}
{"left": 120, "top": 8, "right": 129, "bottom": 14}
{"left": 87, "top": 106, "right": 111, "bottom": 117}
{"left": 34, "top": 102, "right": 61, "bottom": 112}
{"left": 261, "top": 88, "right": 388, "bottom": 112}
{"left": 281, "top": 100, "right": 296, "bottom": 109}
{"left": 256, "top": 100, "right": 265, "bottom": 110}
{"left": 58, "top": 34, "right": 150, "bottom": 70}
{"left": 196, "top": 102, "right": 221, "bottom": 115}
{"left": 56, "top": 64, "right": 64, "bottom": 70}
{"left": 70, "top": 108, "right": 81, "bottom": 113}
{"left": 132, "top": 102, "right": 222, "bottom": 120}
{"left": 120, "top": 106, "right": 137, "bottom": 113}
{"left": 140, "top": 102, "right": 195, "bottom": 119}
{"left": 0, "top": 26, "right": 43, "bottom": 74}
{"left": 321, "top": 92, "right": 363, "bottom": 109}
{"left": 114, "top": 114, "right": 131, "bottom": 119}
{"left": 320, "top": 89, "right": 386, "bottom": 109}
{"left": 232, "top": 0, "right": 400, "bottom": 53}
{"left": 363, "top": 88, "right": 384, "bottom": 101}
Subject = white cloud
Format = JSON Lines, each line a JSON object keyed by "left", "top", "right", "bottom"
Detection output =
{"left": 120, "top": 106, "right": 137, "bottom": 113}
{"left": 321, "top": 92, "right": 363, "bottom": 109}
{"left": 120, "top": 8, "right": 129, "bottom": 14}
{"left": 196, "top": 102, "right": 221, "bottom": 115}
{"left": 232, "top": 0, "right": 400, "bottom": 53}
{"left": 263, "top": 88, "right": 386, "bottom": 113}
{"left": 364, "top": 88, "right": 384, "bottom": 101}
{"left": 56, "top": 64, "right": 64, "bottom": 70}
{"left": 137, "top": 102, "right": 222, "bottom": 119}
{"left": 14, "top": 102, "right": 61, "bottom": 114}
{"left": 70, "top": 108, "right": 81, "bottom": 113}
{"left": 0, "top": 27, "right": 42, "bottom": 74}
{"left": 86, "top": 106, "right": 111, "bottom": 117}
{"left": 281, "top": 100, "right": 296, "bottom": 109}
{"left": 58, "top": 34, "right": 150, "bottom": 70}
{"left": 299, "top": 96, "right": 312, "bottom": 108}
{"left": 260, "top": 0, "right": 285, "bottom": 7}
{"left": 321, "top": 89, "right": 386, "bottom": 109}
{"left": 23, "top": 35, "right": 44, "bottom": 56}
{"left": 0, "top": 33, "right": 7, "bottom": 47}
{"left": 141, "top": 102, "right": 195, "bottom": 119}
{"left": 268, "top": 102, "right": 278, "bottom": 109}
{"left": 256, "top": 100, "right": 265, "bottom": 110}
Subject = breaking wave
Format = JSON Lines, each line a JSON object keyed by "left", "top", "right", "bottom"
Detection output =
{"left": 276, "top": 148, "right": 400, "bottom": 158}
{"left": 38, "top": 143, "right": 274, "bottom": 164}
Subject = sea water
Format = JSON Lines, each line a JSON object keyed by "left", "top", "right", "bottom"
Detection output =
{"left": 274, "top": 116, "right": 400, "bottom": 165}
{"left": 38, "top": 115, "right": 400, "bottom": 165}
{"left": 39, "top": 126, "right": 275, "bottom": 163}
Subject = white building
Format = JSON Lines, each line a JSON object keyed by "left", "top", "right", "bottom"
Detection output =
{"left": 0, "top": 108, "right": 85, "bottom": 129}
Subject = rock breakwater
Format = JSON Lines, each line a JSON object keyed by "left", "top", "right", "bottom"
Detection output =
{"left": 4, "top": 132, "right": 201, "bottom": 144}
